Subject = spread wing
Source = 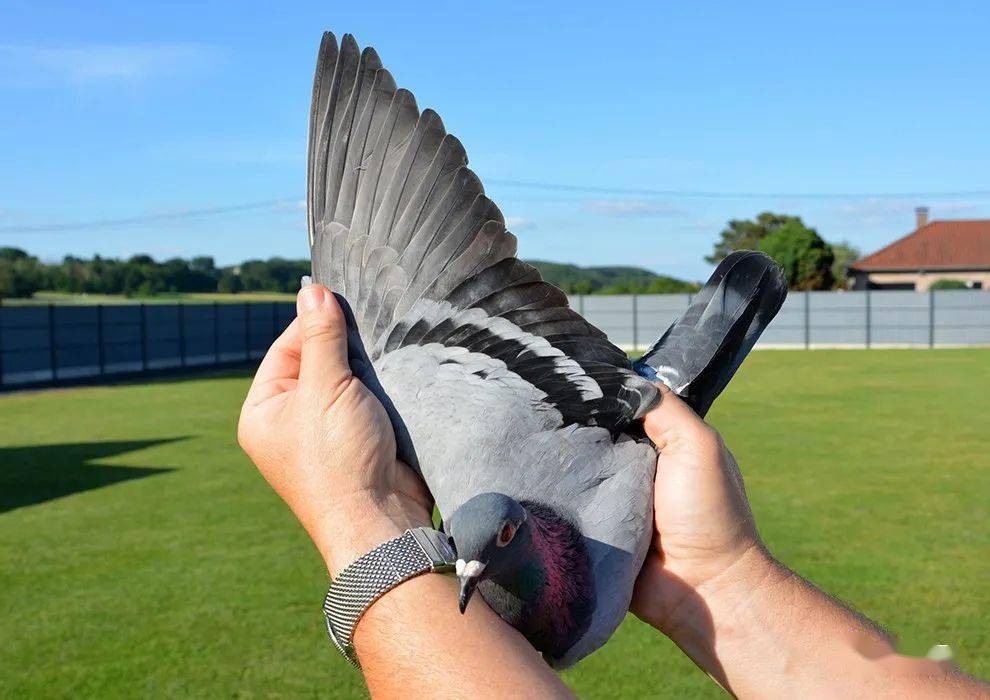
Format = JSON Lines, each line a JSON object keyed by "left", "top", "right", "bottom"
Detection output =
{"left": 306, "top": 32, "right": 655, "bottom": 432}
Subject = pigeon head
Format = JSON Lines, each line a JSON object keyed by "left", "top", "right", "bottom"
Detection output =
{"left": 446, "top": 492, "right": 529, "bottom": 614}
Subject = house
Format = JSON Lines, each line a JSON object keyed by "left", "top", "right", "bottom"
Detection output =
{"left": 849, "top": 208, "right": 990, "bottom": 291}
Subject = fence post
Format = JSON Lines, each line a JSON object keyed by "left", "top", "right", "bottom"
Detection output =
{"left": 213, "top": 301, "right": 221, "bottom": 364}
{"left": 48, "top": 303, "right": 58, "bottom": 381}
{"left": 631, "top": 293, "right": 638, "bottom": 351}
{"left": 804, "top": 292, "right": 810, "bottom": 349}
{"left": 244, "top": 302, "right": 250, "bottom": 360}
{"left": 578, "top": 294, "right": 585, "bottom": 316}
{"left": 178, "top": 303, "right": 186, "bottom": 367}
{"left": 139, "top": 303, "right": 148, "bottom": 370}
{"left": 271, "top": 302, "right": 277, "bottom": 343}
{"left": 864, "top": 287, "right": 872, "bottom": 349}
{"left": 929, "top": 289, "right": 936, "bottom": 348}
{"left": 96, "top": 305, "right": 105, "bottom": 376}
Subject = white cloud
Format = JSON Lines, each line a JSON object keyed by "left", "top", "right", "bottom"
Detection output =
{"left": 0, "top": 43, "right": 220, "bottom": 84}
{"left": 505, "top": 216, "right": 535, "bottom": 230}
{"left": 835, "top": 198, "right": 979, "bottom": 222}
{"left": 583, "top": 199, "right": 686, "bottom": 218}
{"left": 270, "top": 199, "right": 306, "bottom": 212}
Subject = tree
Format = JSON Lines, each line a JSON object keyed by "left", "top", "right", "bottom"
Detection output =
{"left": 190, "top": 256, "right": 216, "bottom": 273}
{"left": 571, "top": 280, "right": 593, "bottom": 295}
{"left": 706, "top": 212, "right": 803, "bottom": 263}
{"left": 218, "top": 271, "right": 244, "bottom": 294}
{"left": 0, "top": 249, "right": 705, "bottom": 298}
{"left": 829, "top": 241, "right": 861, "bottom": 290}
{"left": 0, "top": 247, "right": 31, "bottom": 262}
{"left": 930, "top": 279, "right": 968, "bottom": 290}
{"left": 0, "top": 248, "right": 46, "bottom": 298}
{"left": 757, "top": 221, "right": 835, "bottom": 290}
{"left": 527, "top": 260, "right": 697, "bottom": 294}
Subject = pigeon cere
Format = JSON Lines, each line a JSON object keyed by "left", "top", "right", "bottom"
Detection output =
{"left": 306, "top": 31, "right": 788, "bottom": 667}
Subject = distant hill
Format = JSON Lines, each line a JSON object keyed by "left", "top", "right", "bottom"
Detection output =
{"left": 2, "top": 246, "right": 699, "bottom": 299}
{"left": 526, "top": 260, "right": 699, "bottom": 295}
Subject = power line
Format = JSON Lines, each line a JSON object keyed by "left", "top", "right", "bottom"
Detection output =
{"left": 0, "top": 198, "right": 299, "bottom": 234}
{"left": 3, "top": 180, "right": 990, "bottom": 235}
{"left": 487, "top": 178, "right": 990, "bottom": 201}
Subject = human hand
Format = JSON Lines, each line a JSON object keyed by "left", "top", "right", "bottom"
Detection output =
{"left": 631, "top": 385, "right": 990, "bottom": 699}
{"left": 631, "top": 383, "right": 774, "bottom": 635}
{"left": 237, "top": 284, "right": 432, "bottom": 575}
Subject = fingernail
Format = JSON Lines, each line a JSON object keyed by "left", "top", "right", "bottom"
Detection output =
{"left": 300, "top": 275, "right": 312, "bottom": 288}
{"left": 297, "top": 285, "right": 329, "bottom": 313}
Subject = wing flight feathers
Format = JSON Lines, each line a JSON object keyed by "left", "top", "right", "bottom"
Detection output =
{"left": 307, "top": 32, "right": 655, "bottom": 430}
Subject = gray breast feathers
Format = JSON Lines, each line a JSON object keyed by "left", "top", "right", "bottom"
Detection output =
{"left": 375, "top": 344, "right": 656, "bottom": 667}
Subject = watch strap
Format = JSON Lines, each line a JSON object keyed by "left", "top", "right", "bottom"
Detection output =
{"left": 322, "top": 527, "right": 456, "bottom": 667}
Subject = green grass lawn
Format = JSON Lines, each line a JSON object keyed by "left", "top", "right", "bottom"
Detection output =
{"left": 1, "top": 350, "right": 988, "bottom": 698}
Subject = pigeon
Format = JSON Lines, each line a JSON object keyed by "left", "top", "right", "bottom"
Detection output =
{"left": 306, "top": 31, "right": 787, "bottom": 667}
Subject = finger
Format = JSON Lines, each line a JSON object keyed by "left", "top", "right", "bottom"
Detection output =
{"left": 641, "top": 383, "right": 713, "bottom": 451}
{"left": 295, "top": 283, "right": 351, "bottom": 396}
{"left": 245, "top": 318, "right": 302, "bottom": 406}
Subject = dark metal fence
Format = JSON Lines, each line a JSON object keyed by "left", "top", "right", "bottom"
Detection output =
{"left": 1, "top": 290, "right": 987, "bottom": 389}
{"left": 0, "top": 302, "right": 295, "bottom": 389}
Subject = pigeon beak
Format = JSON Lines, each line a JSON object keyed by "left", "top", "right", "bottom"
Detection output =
{"left": 458, "top": 575, "right": 479, "bottom": 614}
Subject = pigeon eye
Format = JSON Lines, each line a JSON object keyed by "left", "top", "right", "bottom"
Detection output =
{"left": 496, "top": 522, "right": 516, "bottom": 547}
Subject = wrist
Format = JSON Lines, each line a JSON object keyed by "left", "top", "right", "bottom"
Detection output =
{"left": 311, "top": 492, "right": 433, "bottom": 577}
{"left": 634, "top": 544, "right": 787, "bottom": 694}
{"left": 638, "top": 542, "right": 782, "bottom": 639}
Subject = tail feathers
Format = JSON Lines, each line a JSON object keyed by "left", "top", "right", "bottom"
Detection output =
{"left": 633, "top": 251, "right": 787, "bottom": 417}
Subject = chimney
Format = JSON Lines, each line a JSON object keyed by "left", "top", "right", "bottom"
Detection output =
{"left": 915, "top": 206, "right": 930, "bottom": 229}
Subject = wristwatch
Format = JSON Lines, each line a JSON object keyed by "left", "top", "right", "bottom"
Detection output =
{"left": 322, "top": 527, "right": 457, "bottom": 667}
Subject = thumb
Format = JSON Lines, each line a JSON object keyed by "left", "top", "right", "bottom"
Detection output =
{"left": 295, "top": 284, "right": 351, "bottom": 396}
{"left": 642, "top": 383, "right": 716, "bottom": 452}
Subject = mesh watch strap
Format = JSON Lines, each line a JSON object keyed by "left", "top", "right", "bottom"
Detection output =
{"left": 322, "top": 527, "right": 456, "bottom": 667}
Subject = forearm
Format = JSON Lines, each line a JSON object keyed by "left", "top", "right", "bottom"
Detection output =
{"left": 355, "top": 573, "right": 573, "bottom": 699}
{"left": 644, "top": 547, "right": 986, "bottom": 699}
{"left": 317, "top": 502, "right": 572, "bottom": 700}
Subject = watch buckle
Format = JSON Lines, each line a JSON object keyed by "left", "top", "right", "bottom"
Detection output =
{"left": 408, "top": 527, "right": 456, "bottom": 573}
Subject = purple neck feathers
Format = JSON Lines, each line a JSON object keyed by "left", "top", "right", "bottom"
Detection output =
{"left": 516, "top": 501, "right": 595, "bottom": 660}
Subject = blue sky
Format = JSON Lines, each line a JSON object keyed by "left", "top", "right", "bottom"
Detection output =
{"left": 2, "top": 0, "right": 989, "bottom": 281}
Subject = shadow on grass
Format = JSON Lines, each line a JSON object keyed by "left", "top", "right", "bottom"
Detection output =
{"left": 0, "top": 438, "right": 186, "bottom": 513}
